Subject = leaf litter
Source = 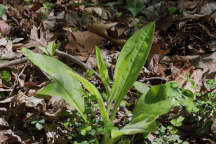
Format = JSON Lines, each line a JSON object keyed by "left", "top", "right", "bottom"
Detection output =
{"left": 0, "top": 0, "right": 215, "bottom": 143}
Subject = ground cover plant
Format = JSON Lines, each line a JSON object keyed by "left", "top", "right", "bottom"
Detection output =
{"left": 22, "top": 22, "right": 197, "bottom": 144}
{"left": 0, "top": 0, "right": 216, "bottom": 143}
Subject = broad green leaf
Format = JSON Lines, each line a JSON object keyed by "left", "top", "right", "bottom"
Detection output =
{"left": 96, "top": 46, "right": 110, "bottom": 97}
{"left": 112, "top": 81, "right": 197, "bottom": 140}
{"left": 108, "top": 22, "right": 155, "bottom": 119}
{"left": 133, "top": 81, "right": 197, "bottom": 118}
{"left": 67, "top": 70, "right": 109, "bottom": 123}
{"left": 133, "top": 81, "right": 180, "bottom": 118}
{"left": 134, "top": 81, "right": 149, "bottom": 94}
{"left": 22, "top": 48, "right": 86, "bottom": 120}
{"left": 177, "top": 89, "right": 198, "bottom": 112}
{"left": 111, "top": 114, "right": 158, "bottom": 140}
{"left": 37, "top": 81, "right": 86, "bottom": 120}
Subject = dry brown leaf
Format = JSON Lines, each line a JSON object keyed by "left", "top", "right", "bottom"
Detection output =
{"left": 85, "top": 7, "right": 108, "bottom": 20}
{"left": 200, "top": 2, "right": 216, "bottom": 15}
{"left": 165, "top": 52, "right": 216, "bottom": 92}
{"left": 212, "top": 118, "right": 216, "bottom": 136}
{"left": 177, "top": 0, "right": 199, "bottom": 10}
{"left": 0, "top": 38, "right": 23, "bottom": 60}
{"left": 29, "top": 2, "right": 42, "bottom": 12}
{"left": 187, "top": 52, "right": 216, "bottom": 79}
{"left": 65, "top": 30, "right": 105, "bottom": 61}
{"left": 88, "top": 22, "right": 125, "bottom": 45}
{"left": 147, "top": 41, "right": 169, "bottom": 72}
{"left": 0, "top": 130, "right": 22, "bottom": 143}
{"left": 0, "top": 20, "right": 11, "bottom": 36}
{"left": 175, "top": 67, "right": 204, "bottom": 92}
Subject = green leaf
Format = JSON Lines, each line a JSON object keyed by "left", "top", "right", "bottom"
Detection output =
{"left": 206, "top": 78, "right": 216, "bottom": 90}
{"left": 173, "top": 88, "right": 198, "bottom": 113}
{"left": 43, "top": 2, "right": 53, "bottom": 14}
{"left": 134, "top": 81, "right": 149, "bottom": 94}
{"left": 67, "top": 70, "right": 109, "bottom": 123}
{"left": 0, "top": 4, "right": 6, "bottom": 17}
{"left": 168, "top": 6, "right": 177, "bottom": 15}
{"left": 31, "top": 120, "right": 37, "bottom": 125}
{"left": 81, "top": 126, "right": 92, "bottom": 136}
{"left": 38, "top": 119, "right": 45, "bottom": 124}
{"left": 108, "top": 22, "right": 155, "bottom": 120}
{"left": 96, "top": 46, "right": 110, "bottom": 97}
{"left": 111, "top": 114, "right": 158, "bottom": 140}
{"left": 38, "top": 46, "right": 49, "bottom": 55}
{"left": 47, "top": 41, "right": 60, "bottom": 56}
{"left": 170, "top": 116, "right": 184, "bottom": 127}
{"left": 112, "top": 82, "right": 196, "bottom": 140}
{"left": 133, "top": 82, "right": 180, "bottom": 118}
{"left": 0, "top": 92, "right": 5, "bottom": 99}
{"left": 22, "top": 48, "right": 86, "bottom": 121}
{"left": 126, "top": 0, "right": 144, "bottom": 16}
{"left": 0, "top": 70, "right": 11, "bottom": 83}
{"left": 37, "top": 81, "right": 87, "bottom": 120}
{"left": 35, "top": 123, "right": 43, "bottom": 130}
{"left": 103, "top": 121, "right": 115, "bottom": 144}
{"left": 38, "top": 41, "right": 60, "bottom": 56}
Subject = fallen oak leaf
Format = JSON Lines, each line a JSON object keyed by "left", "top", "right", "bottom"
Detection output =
{"left": 65, "top": 29, "right": 105, "bottom": 61}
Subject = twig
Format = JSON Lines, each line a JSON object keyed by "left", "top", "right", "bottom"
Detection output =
{"left": 0, "top": 57, "right": 27, "bottom": 68}
{"left": 140, "top": 77, "right": 168, "bottom": 82}
{"left": 23, "top": 38, "right": 101, "bottom": 77}
{"left": 208, "top": 9, "right": 216, "bottom": 18}
{"left": 198, "top": 23, "right": 216, "bottom": 39}
{"left": 55, "top": 50, "right": 100, "bottom": 78}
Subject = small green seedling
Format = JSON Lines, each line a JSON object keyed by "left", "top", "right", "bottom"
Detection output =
{"left": 126, "top": 0, "right": 144, "bottom": 16}
{"left": 43, "top": 2, "right": 53, "bottom": 14}
{"left": 31, "top": 119, "right": 45, "bottom": 130}
{"left": 170, "top": 116, "right": 184, "bottom": 127}
{"left": 168, "top": 6, "right": 178, "bottom": 15}
{"left": 0, "top": 4, "right": 6, "bottom": 17}
{"left": 38, "top": 41, "right": 60, "bottom": 56}
{"left": 0, "top": 70, "right": 11, "bottom": 86}
{"left": 22, "top": 22, "right": 197, "bottom": 143}
{"left": 206, "top": 78, "right": 216, "bottom": 90}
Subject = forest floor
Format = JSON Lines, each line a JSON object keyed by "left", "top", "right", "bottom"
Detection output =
{"left": 0, "top": 0, "right": 216, "bottom": 144}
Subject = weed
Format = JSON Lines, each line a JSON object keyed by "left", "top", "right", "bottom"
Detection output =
{"left": 22, "top": 22, "right": 197, "bottom": 143}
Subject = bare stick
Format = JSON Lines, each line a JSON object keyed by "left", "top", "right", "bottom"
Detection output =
{"left": 55, "top": 50, "right": 100, "bottom": 78}
{"left": 140, "top": 77, "right": 168, "bottom": 82}
{"left": 23, "top": 40, "right": 101, "bottom": 78}
{"left": 0, "top": 57, "right": 27, "bottom": 68}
